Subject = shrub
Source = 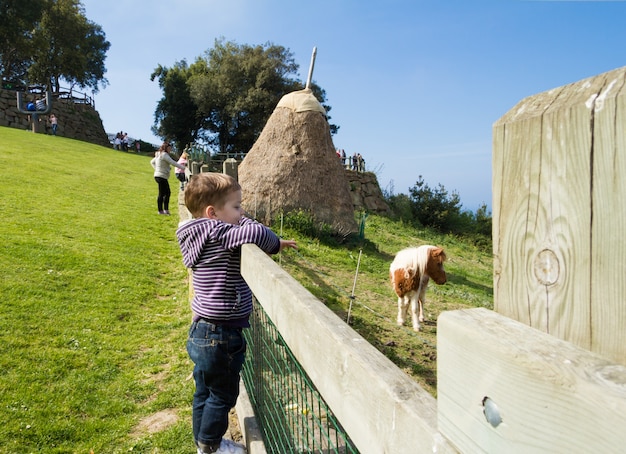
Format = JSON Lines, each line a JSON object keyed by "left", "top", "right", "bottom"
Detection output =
{"left": 383, "top": 176, "right": 492, "bottom": 245}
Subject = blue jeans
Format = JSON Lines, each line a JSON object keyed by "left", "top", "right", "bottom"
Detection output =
{"left": 187, "top": 320, "right": 247, "bottom": 447}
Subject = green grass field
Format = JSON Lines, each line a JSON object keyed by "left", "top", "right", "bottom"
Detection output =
{"left": 0, "top": 126, "right": 493, "bottom": 453}
{"left": 0, "top": 128, "right": 193, "bottom": 453}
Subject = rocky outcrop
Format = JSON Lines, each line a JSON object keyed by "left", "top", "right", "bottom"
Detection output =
{"left": 0, "top": 88, "right": 110, "bottom": 147}
{"left": 345, "top": 170, "right": 390, "bottom": 214}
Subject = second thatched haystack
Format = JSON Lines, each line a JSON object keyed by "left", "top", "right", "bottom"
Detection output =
{"left": 238, "top": 87, "right": 357, "bottom": 235}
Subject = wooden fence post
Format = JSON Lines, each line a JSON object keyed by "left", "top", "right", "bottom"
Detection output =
{"left": 492, "top": 66, "right": 626, "bottom": 365}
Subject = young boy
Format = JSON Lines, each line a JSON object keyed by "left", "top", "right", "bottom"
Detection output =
{"left": 176, "top": 173, "right": 296, "bottom": 454}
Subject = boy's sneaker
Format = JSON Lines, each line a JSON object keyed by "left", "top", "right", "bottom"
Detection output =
{"left": 198, "top": 438, "right": 246, "bottom": 454}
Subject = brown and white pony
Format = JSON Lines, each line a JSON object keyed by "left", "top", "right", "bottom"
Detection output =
{"left": 389, "top": 245, "right": 447, "bottom": 331}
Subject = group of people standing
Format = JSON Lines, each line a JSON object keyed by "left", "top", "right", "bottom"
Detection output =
{"left": 113, "top": 132, "right": 130, "bottom": 151}
{"left": 336, "top": 148, "right": 366, "bottom": 172}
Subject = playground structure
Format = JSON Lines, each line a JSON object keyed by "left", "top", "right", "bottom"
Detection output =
{"left": 0, "top": 86, "right": 109, "bottom": 147}
{"left": 15, "top": 89, "right": 52, "bottom": 133}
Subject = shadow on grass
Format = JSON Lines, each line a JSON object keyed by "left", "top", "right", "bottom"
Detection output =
{"left": 447, "top": 273, "right": 493, "bottom": 296}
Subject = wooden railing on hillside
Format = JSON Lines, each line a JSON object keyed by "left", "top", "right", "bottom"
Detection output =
{"left": 24, "top": 84, "right": 95, "bottom": 108}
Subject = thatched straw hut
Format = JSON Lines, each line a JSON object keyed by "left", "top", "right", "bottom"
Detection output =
{"left": 239, "top": 88, "right": 357, "bottom": 235}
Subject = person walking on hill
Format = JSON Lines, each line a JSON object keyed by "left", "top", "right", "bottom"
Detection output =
{"left": 177, "top": 173, "right": 297, "bottom": 454}
{"left": 151, "top": 141, "right": 186, "bottom": 215}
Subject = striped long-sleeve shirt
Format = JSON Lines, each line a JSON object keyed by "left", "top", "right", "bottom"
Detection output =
{"left": 176, "top": 216, "right": 280, "bottom": 326}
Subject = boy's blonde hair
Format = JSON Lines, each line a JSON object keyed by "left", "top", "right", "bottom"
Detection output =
{"left": 184, "top": 173, "right": 241, "bottom": 218}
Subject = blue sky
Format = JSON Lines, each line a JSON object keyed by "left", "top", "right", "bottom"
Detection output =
{"left": 80, "top": 0, "right": 626, "bottom": 210}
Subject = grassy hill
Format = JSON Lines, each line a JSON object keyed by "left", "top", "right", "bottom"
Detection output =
{"left": 0, "top": 127, "right": 493, "bottom": 452}
{"left": 277, "top": 211, "right": 493, "bottom": 395}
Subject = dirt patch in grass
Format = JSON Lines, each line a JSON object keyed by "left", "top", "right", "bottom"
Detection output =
{"left": 131, "top": 409, "right": 179, "bottom": 437}
{"left": 130, "top": 408, "right": 244, "bottom": 444}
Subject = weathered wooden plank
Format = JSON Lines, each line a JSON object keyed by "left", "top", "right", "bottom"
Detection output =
{"left": 438, "top": 308, "right": 626, "bottom": 454}
{"left": 241, "top": 244, "right": 457, "bottom": 454}
{"left": 533, "top": 76, "right": 599, "bottom": 347}
{"left": 492, "top": 66, "right": 626, "bottom": 364}
{"left": 493, "top": 96, "right": 550, "bottom": 325}
{"left": 589, "top": 71, "right": 626, "bottom": 363}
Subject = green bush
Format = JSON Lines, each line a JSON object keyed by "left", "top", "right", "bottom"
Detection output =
{"left": 384, "top": 176, "right": 492, "bottom": 244}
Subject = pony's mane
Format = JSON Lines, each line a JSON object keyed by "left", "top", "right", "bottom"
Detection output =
{"left": 391, "top": 245, "right": 437, "bottom": 279}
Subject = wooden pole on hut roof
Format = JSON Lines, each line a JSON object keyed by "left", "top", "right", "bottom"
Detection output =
{"left": 305, "top": 47, "right": 317, "bottom": 89}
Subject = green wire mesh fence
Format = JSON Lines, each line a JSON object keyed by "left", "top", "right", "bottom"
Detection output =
{"left": 242, "top": 298, "right": 359, "bottom": 454}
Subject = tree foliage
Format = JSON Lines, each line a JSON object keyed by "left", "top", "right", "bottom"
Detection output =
{"left": 29, "top": 0, "right": 109, "bottom": 93}
{"left": 150, "top": 61, "right": 199, "bottom": 147}
{"left": 409, "top": 175, "right": 462, "bottom": 232}
{"left": 385, "top": 175, "right": 492, "bottom": 243}
{"left": 473, "top": 203, "right": 492, "bottom": 237}
{"left": 152, "top": 38, "right": 337, "bottom": 152}
{"left": 0, "top": 0, "right": 109, "bottom": 93}
{"left": 0, "top": 0, "right": 47, "bottom": 84}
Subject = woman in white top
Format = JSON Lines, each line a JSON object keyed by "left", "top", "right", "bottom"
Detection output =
{"left": 150, "top": 141, "right": 186, "bottom": 215}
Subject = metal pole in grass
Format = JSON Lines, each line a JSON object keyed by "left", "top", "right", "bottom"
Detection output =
{"left": 346, "top": 249, "right": 362, "bottom": 325}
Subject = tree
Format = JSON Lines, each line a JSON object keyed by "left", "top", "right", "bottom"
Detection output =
{"left": 385, "top": 192, "right": 415, "bottom": 224}
{"left": 28, "top": 0, "right": 109, "bottom": 93}
{"left": 474, "top": 203, "right": 492, "bottom": 237}
{"left": 152, "top": 38, "right": 337, "bottom": 153}
{"left": 0, "top": 0, "right": 47, "bottom": 85}
{"left": 150, "top": 60, "right": 200, "bottom": 148}
{"left": 408, "top": 175, "right": 463, "bottom": 232}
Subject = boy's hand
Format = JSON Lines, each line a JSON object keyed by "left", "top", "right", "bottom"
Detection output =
{"left": 279, "top": 239, "right": 298, "bottom": 251}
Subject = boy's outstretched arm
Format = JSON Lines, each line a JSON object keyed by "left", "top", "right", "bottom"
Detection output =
{"left": 279, "top": 239, "right": 298, "bottom": 252}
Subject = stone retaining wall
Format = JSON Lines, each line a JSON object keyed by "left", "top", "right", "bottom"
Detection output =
{"left": 345, "top": 170, "right": 390, "bottom": 214}
{"left": 0, "top": 88, "right": 110, "bottom": 147}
